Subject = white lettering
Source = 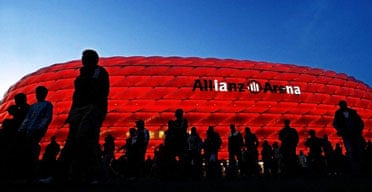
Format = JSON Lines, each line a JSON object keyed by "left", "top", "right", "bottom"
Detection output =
{"left": 194, "top": 79, "right": 301, "bottom": 95}
{"left": 214, "top": 80, "right": 219, "bottom": 91}
{"left": 219, "top": 82, "right": 227, "bottom": 92}
{"left": 294, "top": 86, "right": 301, "bottom": 94}
{"left": 285, "top": 85, "right": 301, "bottom": 95}
{"left": 286, "top": 85, "right": 294, "bottom": 94}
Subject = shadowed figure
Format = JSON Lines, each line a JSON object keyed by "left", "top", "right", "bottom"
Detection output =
{"left": 0, "top": 93, "right": 30, "bottom": 181}
{"left": 58, "top": 49, "right": 110, "bottom": 184}
{"left": 18, "top": 86, "right": 53, "bottom": 182}
{"left": 135, "top": 119, "right": 150, "bottom": 177}
{"left": 203, "top": 126, "right": 222, "bottom": 180}
{"left": 304, "top": 129, "right": 324, "bottom": 176}
{"left": 242, "top": 127, "right": 260, "bottom": 177}
{"left": 0, "top": 105, "right": 19, "bottom": 180}
{"left": 102, "top": 134, "right": 115, "bottom": 182}
{"left": 333, "top": 100, "right": 366, "bottom": 176}
{"left": 170, "top": 108, "right": 188, "bottom": 176}
{"left": 115, "top": 127, "right": 137, "bottom": 179}
{"left": 227, "top": 124, "right": 244, "bottom": 178}
{"left": 261, "top": 140, "right": 274, "bottom": 177}
{"left": 321, "top": 134, "right": 335, "bottom": 175}
{"left": 278, "top": 119, "right": 299, "bottom": 177}
{"left": 186, "top": 126, "right": 203, "bottom": 179}
{"left": 39, "top": 135, "right": 61, "bottom": 180}
{"left": 13, "top": 93, "right": 30, "bottom": 129}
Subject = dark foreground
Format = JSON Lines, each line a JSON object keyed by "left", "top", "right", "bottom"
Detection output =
{"left": 3, "top": 175, "right": 372, "bottom": 192}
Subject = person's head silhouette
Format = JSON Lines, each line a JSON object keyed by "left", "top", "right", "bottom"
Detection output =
{"left": 338, "top": 100, "right": 348, "bottom": 110}
{"left": 207, "top": 126, "right": 214, "bottom": 135}
{"left": 175, "top": 108, "right": 184, "bottom": 119}
{"left": 245, "top": 127, "right": 251, "bottom": 134}
{"left": 36, "top": 86, "right": 48, "bottom": 102}
{"left": 82, "top": 49, "right": 99, "bottom": 69}
{"left": 284, "top": 119, "right": 290, "bottom": 128}
{"left": 308, "top": 129, "right": 315, "bottom": 137}
{"left": 191, "top": 126, "right": 197, "bottom": 135}
{"left": 14, "top": 93, "right": 27, "bottom": 106}
{"left": 136, "top": 119, "right": 145, "bottom": 129}
{"left": 51, "top": 135, "right": 57, "bottom": 142}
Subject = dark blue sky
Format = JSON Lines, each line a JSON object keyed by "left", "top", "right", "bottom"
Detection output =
{"left": 1, "top": 0, "right": 371, "bottom": 98}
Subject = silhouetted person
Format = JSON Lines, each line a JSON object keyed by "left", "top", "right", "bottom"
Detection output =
{"left": 203, "top": 126, "right": 222, "bottom": 179}
{"left": 164, "top": 120, "right": 176, "bottom": 155}
{"left": 333, "top": 100, "right": 365, "bottom": 176}
{"left": 0, "top": 93, "right": 30, "bottom": 181}
{"left": 170, "top": 108, "right": 188, "bottom": 176}
{"left": 244, "top": 127, "right": 259, "bottom": 152}
{"left": 271, "top": 141, "right": 281, "bottom": 177}
{"left": 60, "top": 49, "right": 110, "bottom": 184}
{"left": 227, "top": 124, "right": 243, "bottom": 178}
{"left": 116, "top": 127, "right": 137, "bottom": 179}
{"left": 160, "top": 120, "right": 178, "bottom": 179}
{"left": 297, "top": 150, "right": 308, "bottom": 176}
{"left": 172, "top": 109, "right": 188, "bottom": 160}
{"left": 135, "top": 119, "right": 150, "bottom": 177}
{"left": 18, "top": 86, "right": 53, "bottom": 182}
{"left": 144, "top": 155, "right": 154, "bottom": 177}
{"left": 13, "top": 93, "right": 30, "bottom": 129}
{"left": 333, "top": 143, "right": 347, "bottom": 175}
{"left": 186, "top": 126, "right": 203, "bottom": 179}
{"left": 278, "top": 119, "right": 299, "bottom": 176}
{"left": 39, "top": 135, "right": 60, "bottom": 182}
{"left": 261, "top": 140, "right": 274, "bottom": 177}
{"left": 321, "top": 134, "right": 335, "bottom": 175}
{"left": 0, "top": 105, "right": 18, "bottom": 140}
{"left": 0, "top": 105, "right": 18, "bottom": 180}
{"left": 304, "top": 129, "right": 324, "bottom": 176}
{"left": 126, "top": 126, "right": 143, "bottom": 180}
{"left": 243, "top": 127, "right": 260, "bottom": 177}
{"left": 13, "top": 93, "right": 31, "bottom": 177}
{"left": 102, "top": 134, "right": 115, "bottom": 182}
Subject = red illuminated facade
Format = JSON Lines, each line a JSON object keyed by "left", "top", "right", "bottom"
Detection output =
{"left": 0, "top": 56, "right": 371, "bottom": 159}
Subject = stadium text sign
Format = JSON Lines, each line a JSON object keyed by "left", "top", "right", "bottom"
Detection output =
{"left": 192, "top": 79, "right": 301, "bottom": 95}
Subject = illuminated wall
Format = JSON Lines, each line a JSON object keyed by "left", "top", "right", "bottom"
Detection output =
{"left": 0, "top": 56, "right": 371, "bottom": 159}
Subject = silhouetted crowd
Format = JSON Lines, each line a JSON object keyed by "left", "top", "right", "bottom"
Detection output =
{"left": 1, "top": 95, "right": 371, "bottom": 185}
{"left": 0, "top": 49, "right": 371, "bottom": 185}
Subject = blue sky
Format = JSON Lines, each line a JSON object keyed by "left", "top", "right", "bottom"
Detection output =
{"left": 1, "top": 0, "right": 371, "bottom": 100}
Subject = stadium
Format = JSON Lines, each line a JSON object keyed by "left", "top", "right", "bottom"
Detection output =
{"left": 0, "top": 56, "right": 371, "bottom": 159}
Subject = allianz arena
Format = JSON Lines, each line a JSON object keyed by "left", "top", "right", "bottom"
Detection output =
{"left": 0, "top": 56, "right": 371, "bottom": 159}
